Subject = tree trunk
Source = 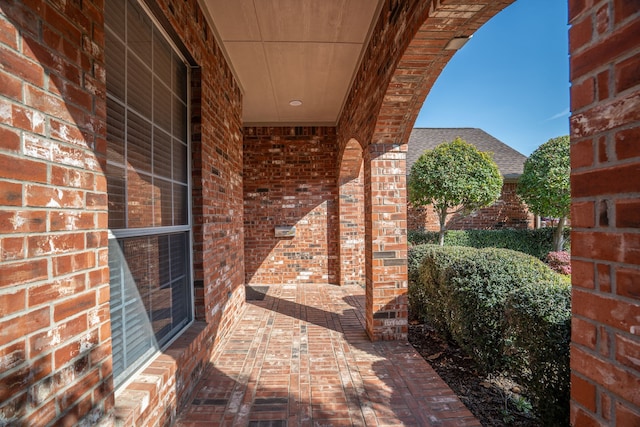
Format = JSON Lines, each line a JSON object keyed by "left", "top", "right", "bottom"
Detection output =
{"left": 438, "top": 207, "right": 448, "bottom": 246}
{"left": 553, "top": 216, "right": 567, "bottom": 252}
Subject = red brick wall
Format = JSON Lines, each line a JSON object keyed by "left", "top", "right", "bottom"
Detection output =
{"left": 568, "top": 1, "right": 640, "bottom": 425}
{"left": 0, "top": 0, "right": 112, "bottom": 424}
{"left": 407, "top": 182, "right": 534, "bottom": 231}
{"left": 0, "top": 0, "right": 245, "bottom": 425}
{"left": 114, "top": 0, "right": 245, "bottom": 425}
{"left": 243, "top": 127, "right": 339, "bottom": 286}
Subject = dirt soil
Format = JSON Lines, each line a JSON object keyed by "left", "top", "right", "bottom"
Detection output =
{"left": 408, "top": 322, "right": 541, "bottom": 426}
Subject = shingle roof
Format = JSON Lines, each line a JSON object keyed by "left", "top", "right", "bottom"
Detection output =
{"left": 407, "top": 128, "right": 527, "bottom": 180}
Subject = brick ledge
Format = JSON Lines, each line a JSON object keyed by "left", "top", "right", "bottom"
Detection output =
{"left": 113, "top": 321, "right": 210, "bottom": 426}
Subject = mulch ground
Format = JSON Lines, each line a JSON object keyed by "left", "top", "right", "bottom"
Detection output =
{"left": 408, "top": 322, "right": 541, "bottom": 426}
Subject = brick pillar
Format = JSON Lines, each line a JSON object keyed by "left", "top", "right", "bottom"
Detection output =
{"left": 339, "top": 138, "right": 365, "bottom": 286}
{"left": 569, "top": 0, "right": 640, "bottom": 425}
{"left": 364, "top": 143, "right": 408, "bottom": 341}
{"left": 0, "top": 2, "right": 113, "bottom": 425}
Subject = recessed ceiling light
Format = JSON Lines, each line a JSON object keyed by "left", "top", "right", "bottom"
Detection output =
{"left": 289, "top": 100, "right": 303, "bottom": 107}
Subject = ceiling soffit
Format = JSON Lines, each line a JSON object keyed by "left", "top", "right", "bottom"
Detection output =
{"left": 200, "top": 0, "right": 383, "bottom": 126}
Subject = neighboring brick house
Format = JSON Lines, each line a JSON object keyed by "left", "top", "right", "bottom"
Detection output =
{"left": 407, "top": 128, "right": 534, "bottom": 231}
{"left": 0, "top": 1, "right": 638, "bottom": 426}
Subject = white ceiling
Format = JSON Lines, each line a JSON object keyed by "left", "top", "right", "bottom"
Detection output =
{"left": 200, "top": 0, "right": 383, "bottom": 126}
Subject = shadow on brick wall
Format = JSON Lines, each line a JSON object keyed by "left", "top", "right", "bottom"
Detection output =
{"left": 243, "top": 127, "right": 341, "bottom": 286}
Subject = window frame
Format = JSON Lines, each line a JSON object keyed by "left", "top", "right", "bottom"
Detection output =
{"left": 105, "top": 0, "right": 196, "bottom": 391}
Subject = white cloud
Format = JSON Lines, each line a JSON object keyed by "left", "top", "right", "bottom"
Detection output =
{"left": 545, "top": 108, "right": 570, "bottom": 121}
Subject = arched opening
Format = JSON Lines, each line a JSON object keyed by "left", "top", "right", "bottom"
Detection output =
{"left": 344, "top": 1, "right": 640, "bottom": 425}
{"left": 338, "top": 138, "right": 366, "bottom": 286}
{"left": 415, "top": 0, "right": 569, "bottom": 156}
{"left": 338, "top": 0, "right": 518, "bottom": 342}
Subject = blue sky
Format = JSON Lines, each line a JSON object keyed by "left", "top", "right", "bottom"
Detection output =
{"left": 414, "top": 0, "right": 570, "bottom": 156}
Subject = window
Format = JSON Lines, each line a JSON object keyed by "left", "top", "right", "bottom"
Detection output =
{"left": 105, "top": 0, "right": 192, "bottom": 388}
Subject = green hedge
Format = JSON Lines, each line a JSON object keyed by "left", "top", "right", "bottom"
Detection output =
{"left": 408, "top": 245, "right": 477, "bottom": 333}
{"left": 407, "top": 228, "right": 570, "bottom": 259}
{"left": 507, "top": 282, "right": 571, "bottom": 426}
{"left": 409, "top": 244, "right": 571, "bottom": 425}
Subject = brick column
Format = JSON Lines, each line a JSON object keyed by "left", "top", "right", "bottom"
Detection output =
{"left": 364, "top": 143, "right": 408, "bottom": 341}
{"left": 0, "top": 2, "right": 113, "bottom": 425}
{"left": 569, "top": 1, "right": 640, "bottom": 424}
{"left": 339, "top": 138, "right": 365, "bottom": 286}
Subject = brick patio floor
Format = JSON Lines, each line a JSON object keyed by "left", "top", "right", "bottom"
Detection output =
{"left": 175, "top": 283, "right": 480, "bottom": 426}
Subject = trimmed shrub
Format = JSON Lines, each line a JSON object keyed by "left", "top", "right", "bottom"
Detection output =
{"left": 408, "top": 244, "right": 434, "bottom": 322}
{"left": 506, "top": 281, "right": 571, "bottom": 426}
{"left": 408, "top": 244, "right": 437, "bottom": 286}
{"left": 444, "top": 248, "right": 562, "bottom": 371}
{"left": 408, "top": 244, "right": 571, "bottom": 425}
{"left": 408, "top": 229, "right": 471, "bottom": 247}
{"left": 407, "top": 228, "right": 571, "bottom": 259}
{"left": 408, "top": 245, "right": 477, "bottom": 330}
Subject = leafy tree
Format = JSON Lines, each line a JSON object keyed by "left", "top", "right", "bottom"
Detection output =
{"left": 408, "top": 137, "right": 503, "bottom": 245}
{"left": 517, "top": 136, "right": 570, "bottom": 252}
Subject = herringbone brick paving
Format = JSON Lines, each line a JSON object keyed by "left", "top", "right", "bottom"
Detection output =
{"left": 175, "top": 284, "right": 479, "bottom": 426}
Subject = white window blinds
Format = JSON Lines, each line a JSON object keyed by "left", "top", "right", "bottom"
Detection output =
{"left": 105, "top": 0, "right": 192, "bottom": 388}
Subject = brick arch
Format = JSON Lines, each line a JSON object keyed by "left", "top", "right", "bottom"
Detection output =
{"left": 338, "top": 0, "right": 514, "bottom": 153}
{"left": 337, "top": 0, "right": 514, "bottom": 341}
{"left": 338, "top": 138, "right": 366, "bottom": 286}
{"left": 373, "top": 0, "right": 514, "bottom": 146}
